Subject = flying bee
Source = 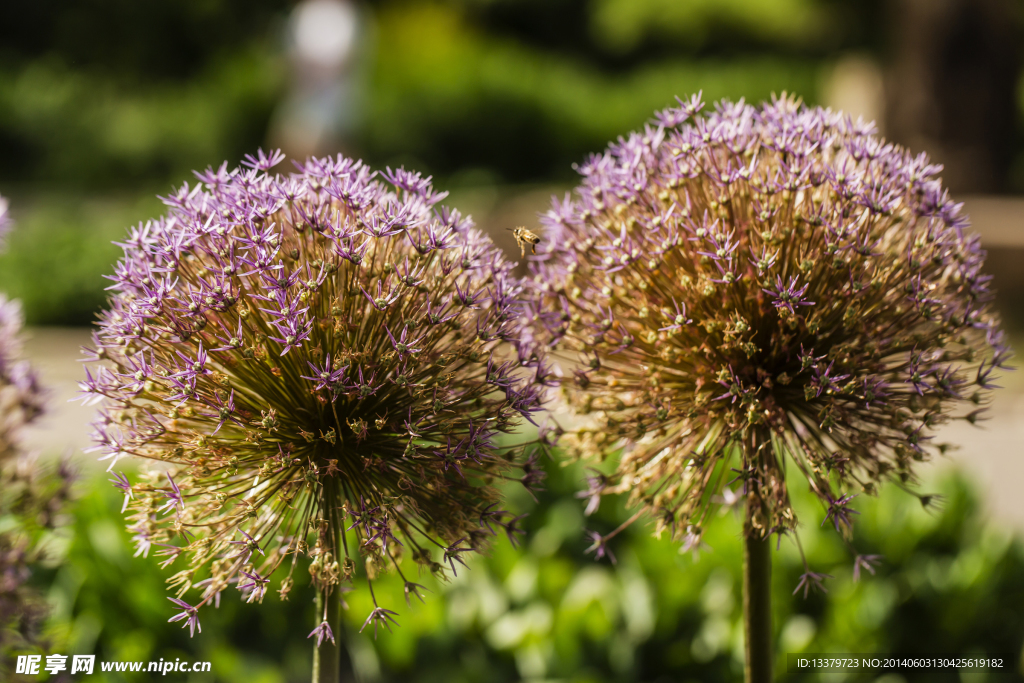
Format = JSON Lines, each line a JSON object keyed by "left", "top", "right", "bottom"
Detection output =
{"left": 507, "top": 226, "right": 541, "bottom": 258}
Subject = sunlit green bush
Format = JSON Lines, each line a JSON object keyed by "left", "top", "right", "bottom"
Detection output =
{"left": 0, "top": 193, "right": 161, "bottom": 325}
{"left": 362, "top": 3, "right": 821, "bottom": 183}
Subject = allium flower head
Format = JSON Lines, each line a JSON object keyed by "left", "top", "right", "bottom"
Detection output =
{"left": 82, "top": 152, "right": 548, "bottom": 631}
{"left": 530, "top": 94, "right": 1010, "bottom": 549}
{"left": 0, "top": 198, "right": 45, "bottom": 461}
{"left": 0, "top": 195, "right": 68, "bottom": 667}
{"left": 0, "top": 297, "right": 45, "bottom": 460}
{"left": 0, "top": 195, "right": 10, "bottom": 251}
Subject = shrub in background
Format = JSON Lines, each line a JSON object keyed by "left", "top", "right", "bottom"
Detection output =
{"left": 45, "top": 456, "right": 1024, "bottom": 683}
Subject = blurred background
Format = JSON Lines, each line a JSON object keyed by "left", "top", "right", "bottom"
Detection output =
{"left": 1, "top": 0, "right": 1024, "bottom": 681}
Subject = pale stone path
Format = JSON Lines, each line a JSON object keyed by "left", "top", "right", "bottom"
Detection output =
{"left": 20, "top": 327, "right": 96, "bottom": 460}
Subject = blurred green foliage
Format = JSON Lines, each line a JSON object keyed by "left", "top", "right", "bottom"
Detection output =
{"left": 0, "top": 0, "right": 889, "bottom": 190}
{"left": 588, "top": 0, "right": 826, "bottom": 53}
{"left": 360, "top": 2, "right": 822, "bottom": 184}
{"left": 0, "top": 193, "right": 163, "bottom": 325}
{"left": 0, "top": 458, "right": 75, "bottom": 676}
{"left": 0, "top": 0, "right": 286, "bottom": 189}
{"left": 20, "top": 454, "right": 1024, "bottom": 682}
{"left": 0, "top": 49, "right": 283, "bottom": 190}
{"left": 4, "top": 0, "right": 1022, "bottom": 326}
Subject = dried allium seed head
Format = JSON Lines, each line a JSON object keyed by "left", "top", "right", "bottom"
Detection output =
{"left": 530, "top": 94, "right": 1010, "bottom": 547}
{"left": 81, "top": 152, "right": 550, "bottom": 633}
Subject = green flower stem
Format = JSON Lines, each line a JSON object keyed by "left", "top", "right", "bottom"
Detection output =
{"left": 743, "top": 513, "right": 773, "bottom": 683}
{"left": 313, "top": 587, "right": 342, "bottom": 683}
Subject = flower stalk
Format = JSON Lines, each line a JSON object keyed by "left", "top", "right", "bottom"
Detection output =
{"left": 743, "top": 432, "right": 774, "bottom": 683}
{"left": 744, "top": 530, "right": 773, "bottom": 683}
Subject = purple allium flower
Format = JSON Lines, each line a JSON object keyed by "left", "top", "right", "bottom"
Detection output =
{"left": 584, "top": 529, "right": 617, "bottom": 565}
{"left": 82, "top": 153, "right": 550, "bottom": 635}
{"left": 157, "top": 472, "right": 185, "bottom": 516}
{"left": 0, "top": 285, "right": 46, "bottom": 460}
{"left": 360, "top": 606, "right": 399, "bottom": 639}
{"left": 821, "top": 493, "right": 859, "bottom": 533}
{"left": 0, "top": 195, "right": 69, "bottom": 660}
{"left": 307, "top": 620, "right": 335, "bottom": 647}
{"left": 167, "top": 597, "right": 202, "bottom": 637}
{"left": 0, "top": 456, "right": 73, "bottom": 661}
{"left": 528, "top": 94, "right": 1009, "bottom": 561}
{"left": 109, "top": 471, "right": 133, "bottom": 513}
{"left": 852, "top": 553, "right": 883, "bottom": 582}
{"left": 403, "top": 581, "right": 429, "bottom": 606}
{"left": 0, "top": 195, "right": 9, "bottom": 252}
{"left": 238, "top": 569, "right": 270, "bottom": 604}
{"left": 793, "top": 570, "right": 832, "bottom": 598}
{"left": 576, "top": 468, "right": 609, "bottom": 516}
